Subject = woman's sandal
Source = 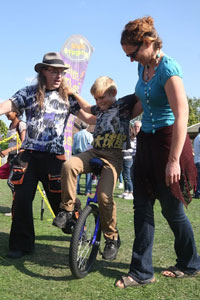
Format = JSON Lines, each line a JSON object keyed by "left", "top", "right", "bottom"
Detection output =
{"left": 115, "top": 275, "right": 156, "bottom": 289}
{"left": 161, "top": 266, "right": 200, "bottom": 278}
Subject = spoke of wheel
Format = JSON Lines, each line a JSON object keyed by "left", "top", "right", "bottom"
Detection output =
{"left": 77, "top": 240, "right": 91, "bottom": 269}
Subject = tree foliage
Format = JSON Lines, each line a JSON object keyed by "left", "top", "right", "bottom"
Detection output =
{"left": 188, "top": 97, "right": 200, "bottom": 126}
{"left": 0, "top": 120, "right": 8, "bottom": 139}
{"left": 0, "top": 120, "right": 8, "bottom": 150}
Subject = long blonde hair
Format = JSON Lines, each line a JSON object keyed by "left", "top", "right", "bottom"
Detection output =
{"left": 36, "top": 70, "right": 69, "bottom": 108}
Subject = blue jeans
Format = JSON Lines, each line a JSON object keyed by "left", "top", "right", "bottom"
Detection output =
{"left": 129, "top": 182, "right": 200, "bottom": 281}
{"left": 77, "top": 173, "right": 92, "bottom": 194}
{"left": 122, "top": 158, "right": 133, "bottom": 192}
{"left": 119, "top": 172, "right": 123, "bottom": 183}
{"left": 195, "top": 162, "right": 200, "bottom": 197}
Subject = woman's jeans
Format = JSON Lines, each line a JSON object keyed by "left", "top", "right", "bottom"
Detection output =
{"left": 129, "top": 183, "right": 200, "bottom": 281}
{"left": 122, "top": 158, "right": 133, "bottom": 192}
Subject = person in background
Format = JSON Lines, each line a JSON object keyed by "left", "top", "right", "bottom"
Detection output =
{"left": 118, "top": 127, "right": 134, "bottom": 200}
{"left": 115, "top": 16, "right": 200, "bottom": 288}
{"left": 72, "top": 122, "right": 93, "bottom": 196}
{"left": 130, "top": 120, "right": 141, "bottom": 184}
{"left": 0, "top": 110, "right": 26, "bottom": 181}
{"left": 0, "top": 52, "right": 95, "bottom": 259}
{"left": 117, "top": 172, "right": 124, "bottom": 189}
{"left": 91, "top": 173, "right": 98, "bottom": 186}
{"left": 193, "top": 127, "right": 200, "bottom": 198}
{"left": 53, "top": 76, "right": 139, "bottom": 261}
{"left": 1, "top": 111, "right": 26, "bottom": 161}
{"left": 0, "top": 110, "right": 26, "bottom": 216}
{"left": 118, "top": 120, "right": 141, "bottom": 200}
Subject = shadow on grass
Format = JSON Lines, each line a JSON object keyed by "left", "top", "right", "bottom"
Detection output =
{"left": 91, "top": 257, "right": 164, "bottom": 280}
{"left": 0, "top": 232, "right": 164, "bottom": 282}
{"left": 0, "top": 232, "right": 76, "bottom": 281}
{"left": 36, "top": 234, "right": 71, "bottom": 242}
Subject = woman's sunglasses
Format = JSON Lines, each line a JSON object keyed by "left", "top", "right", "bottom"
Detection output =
{"left": 126, "top": 43, "right": 142, "bottom": 59}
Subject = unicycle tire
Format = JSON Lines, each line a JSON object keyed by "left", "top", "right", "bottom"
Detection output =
{"left": 69, "top": 204, "right": 101, "bottom": 278}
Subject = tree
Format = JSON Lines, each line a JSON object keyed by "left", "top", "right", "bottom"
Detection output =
{"left": 188, "top": 97, "right": 200, "bottom": 126}
{"left": 0, "top": 120, "right": 8, "bottom": 139}
{"left": 0, "top": 120, "right": 8, "bottom": 150}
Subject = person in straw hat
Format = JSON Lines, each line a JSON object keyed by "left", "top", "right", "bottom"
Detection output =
{"left": 0, "top": 52, "right": 95, "bottom": 258}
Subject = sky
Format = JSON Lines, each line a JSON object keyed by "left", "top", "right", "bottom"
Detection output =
{"left": 0, "top": 0, "right": 200, "bottom": 126}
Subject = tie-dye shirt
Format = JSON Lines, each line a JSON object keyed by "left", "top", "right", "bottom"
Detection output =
{"left": 10, "top": 85, "right": 80, "bottom": 154}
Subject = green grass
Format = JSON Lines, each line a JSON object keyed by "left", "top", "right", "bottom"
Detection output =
{"left": 1, "top": 178, "right": 200, "bottom": 300}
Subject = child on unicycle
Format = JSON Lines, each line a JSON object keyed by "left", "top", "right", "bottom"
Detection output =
{"left": 53, "top": 76, "right": 140, "bottom": 261}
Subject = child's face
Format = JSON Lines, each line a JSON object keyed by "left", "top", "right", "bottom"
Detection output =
{"left": 94, "top": 91, "right": 116, "bottom": 111}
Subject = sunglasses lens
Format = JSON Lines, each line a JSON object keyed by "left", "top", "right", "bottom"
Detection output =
{"left": 127, "top": 44, "right": 141, "bottom": 59}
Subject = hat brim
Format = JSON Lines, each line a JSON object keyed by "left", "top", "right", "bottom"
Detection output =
{"left": 34, "top": 63, "right": 69, "bottom": 73}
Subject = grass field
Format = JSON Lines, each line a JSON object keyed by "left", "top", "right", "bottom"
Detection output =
{"left": 0, "top": 178, "right": 200, "bottom": 300}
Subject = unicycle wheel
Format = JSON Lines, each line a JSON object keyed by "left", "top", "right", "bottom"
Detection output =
{"left": 69, "top": 204, "right": 101, "bottom": 278}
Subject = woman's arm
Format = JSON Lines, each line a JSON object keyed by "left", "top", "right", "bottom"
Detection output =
{"left": 68, "top": 88, "right": 92, "bottom": 114}
{"left": 20, "top": 129, "right": 26, "bottom": 143}
{"left": 164, "top": 76, "right": 188, "bottom": 186}
{"left": 131, "top": 100, "right": 143, "bottom": 119}
{"left": 1, "top": 144, "right": 18, "bottom": 157}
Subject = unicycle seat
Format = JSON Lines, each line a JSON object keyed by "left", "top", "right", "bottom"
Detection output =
{"left": 89, "top": 158, "right": 103, "bottom": 176}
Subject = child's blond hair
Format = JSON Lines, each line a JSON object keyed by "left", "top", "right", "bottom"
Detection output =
{"left": 90, "top": 76, "right": 117, "bottom": 98}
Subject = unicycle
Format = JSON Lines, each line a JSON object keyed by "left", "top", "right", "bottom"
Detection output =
{"left": 69, "top": 158, "right": 103, "bottom": 278}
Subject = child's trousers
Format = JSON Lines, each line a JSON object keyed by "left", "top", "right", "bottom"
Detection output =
{"left": 60, "top": 148, "right": 123, "bottom": 240}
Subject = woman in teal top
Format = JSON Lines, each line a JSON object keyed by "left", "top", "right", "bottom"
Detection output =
{"left": 115, "top": 16, "right": 200, "bottom": 288}
{"left": 136, "top": 55, "right": 181, "bottom": 133}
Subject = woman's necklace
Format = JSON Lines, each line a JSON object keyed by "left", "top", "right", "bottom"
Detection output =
{"left": 144, "top": 52, "right": 161, "bottom": 82}
{"left": 145, "top": 65, "right": 150, "bottom": 82}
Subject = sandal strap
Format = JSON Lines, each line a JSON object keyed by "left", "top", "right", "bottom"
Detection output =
{"left": 122, "top": 276, "right": 139, "bottom": 287}
{"left": 163, "top": 266, "right": 185, "bottom": 278}
{"left": 121, "top": 275, "right": 155, "bottom": 287}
